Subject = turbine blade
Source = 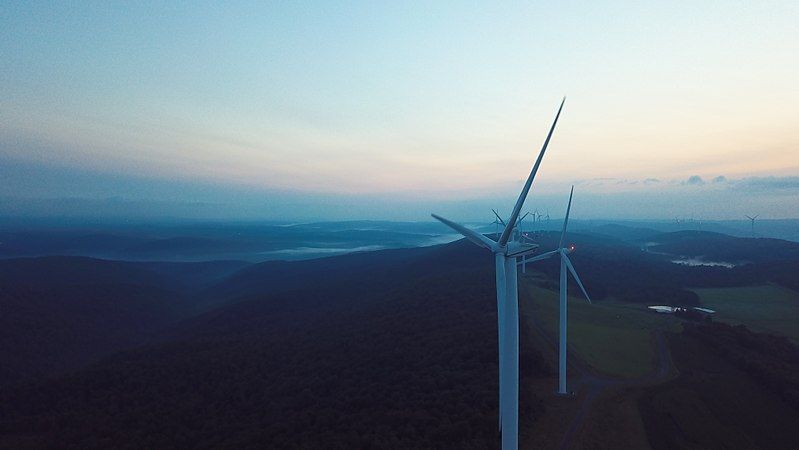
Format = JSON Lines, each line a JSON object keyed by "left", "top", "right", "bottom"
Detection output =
{"left": 559, "top": 186, "right": 575, "bottom": 249}
{"left": 492, "top": 209, "right": 507, "bottom": 226}
{"left": 519, "top": 249, "right": 558, "bottom": 264}
{"left": 432, "top": 214, "right": 496, "bottom": 250}
{"left": 499, "top": 97, "right": 566, "bottom": 247}
{"left": 563, "top": 252, "right": 591, "bottom": 303}
{"left": 517, "top": 211, "right": 530, "bottom": 225}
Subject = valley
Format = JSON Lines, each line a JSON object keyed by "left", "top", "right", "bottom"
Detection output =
{"left": 1, "top": 226, "right": 799, "bottom": 448}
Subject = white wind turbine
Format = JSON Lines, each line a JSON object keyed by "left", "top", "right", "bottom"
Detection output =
{"left": 521, "top": 186, "right": 591, "bottom": 395}
{"left": 745, "top": 214, "right": 758, "bottom": 237}
{"left": 493, "top": 210, "right": 528, "bottom": 236}
{"left": 517, "top": 211, "right": 530, "bottom": 235}
{"left": 492, "top": 210, "right": 504, "bottom": 236}
{"left": 432, "top": 98, "right": 565, "bottom": 450}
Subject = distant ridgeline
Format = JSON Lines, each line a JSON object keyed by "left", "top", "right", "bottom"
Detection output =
{"left": 0, "top": 221, "right": 459, "bottom": 263}
{"left": 1, "top": 219, "right": 797, "bottom": 263}
{"left": 519, "top": 229, "right": 799, "bottom": 306}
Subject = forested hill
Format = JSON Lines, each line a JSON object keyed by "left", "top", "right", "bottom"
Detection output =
{"left": 2, "top": 230, "right": 799, "bottom": 447}
{"left": 4, "top": 230, "right": 798, "bottom": 391}
{"left": 0, "top": 257, "right": 188, "bottom": 385}
{"left": 0, "top": 256, "right": 247, "bottom": 386}
{"left": 0, "top": 242, "right": 495, "bottom": 389}
{"left": 644, "top": 231, "right": 799, "bottom": 264}
{"left": 199, "top": 238, "right": 489, "bottom": 307}
{"left": 0, "top": 240, "right": 547, "bottom": 449}
{"left": 0, "top": 256, "right": 166, "bottom": 287}
{"left": 529, "top": 231, "right": 799, "bottom": 305}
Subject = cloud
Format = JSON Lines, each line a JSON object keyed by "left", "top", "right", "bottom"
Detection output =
{"left": 644, "top": 178, "right": 660, "bottom": 184}
{"left": 732, "top": 176, "right": 799, "bottom": 191}
{"left": 684, "top": 175, "right": 705, "bottom": 186}
{"left": 712, "top": 175, "right": 727, "bottom": 183}
{"left": 576, "top": 178, "right": 620, "bottom": 188}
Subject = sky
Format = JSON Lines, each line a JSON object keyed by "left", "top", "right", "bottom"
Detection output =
{"left": 2, "top": 1, "right": 798, "bottom": 222}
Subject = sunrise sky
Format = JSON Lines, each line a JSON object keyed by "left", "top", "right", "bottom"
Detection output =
{"left": 2, "top": 1, "right": 798, "bottom": 221}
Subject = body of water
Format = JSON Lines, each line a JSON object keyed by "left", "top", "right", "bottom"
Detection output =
{"left": 670, "top": 257, "right": 736, "bottom": 268}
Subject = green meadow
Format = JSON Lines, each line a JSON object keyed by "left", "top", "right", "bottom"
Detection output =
{"left": 520, "top": 279, "right": 678, "bottom": 379}
{"left": 692, "top": 284, "right": 799, "bottom": 343}
{"left": 520, "top": 279, "right": 799, "bottom": 378}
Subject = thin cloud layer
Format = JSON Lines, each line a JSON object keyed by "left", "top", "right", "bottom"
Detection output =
{"left": 733, "top": 176, "right": 799, "bottom": 191}
{"left": 2, "top": 157, "right": 796, "bottom": 222}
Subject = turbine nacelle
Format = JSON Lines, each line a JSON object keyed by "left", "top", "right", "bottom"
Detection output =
{"left": 506, "top": 241, "right": 540, "bottom": 258}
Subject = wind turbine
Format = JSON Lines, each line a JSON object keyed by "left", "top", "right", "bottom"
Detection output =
{"left": 519, "top": 211, "right": 532, "bottom": 246}
{"left": 745, "top": 214, "right": 758, "bottom": 237}
{"left": 492, "top": 210, "right": 504, "bottom": 236}
{"left": 492, "top": 210, "right": 530, "bottom": 237}
{"left": 432, "top": 98, "right": 565, "bottom": 450}
{"left": 515, "top": 211, "right": 530, "bottom": 241}
{"left": 520, "top": 186, "right": 591, "bottom": 395}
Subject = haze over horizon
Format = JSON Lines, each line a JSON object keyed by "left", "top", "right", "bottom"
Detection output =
{"left": 2, "top": 1, "right": 798, "bottom": 221}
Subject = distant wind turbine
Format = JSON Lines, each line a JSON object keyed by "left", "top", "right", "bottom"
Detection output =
{"left": 493, "top": 210, "right": 529, "bottom": 241}
{"left": 520, "top": 186, "right": 591, "bottom": 395}
{"left": 492, "top": 209, "right": 505, "bottom": 236}
{"left": 516, "top": 211, "right": 530, "bottom": 240}
{"left": 432, "top": 98, "right": 566, "bottom": 450}
{"left": 745, "top": 214, "right": 759, "bottom": 237}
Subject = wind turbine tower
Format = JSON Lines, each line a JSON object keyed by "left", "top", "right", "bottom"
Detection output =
{"left": 522, "top": 186, "right": 591, "bottom": 395}
{"left": 745, "top": 214, "right": 758, "bottom": 237}
{"left": 432, "top": 98, "right": 566, "bottom": 450}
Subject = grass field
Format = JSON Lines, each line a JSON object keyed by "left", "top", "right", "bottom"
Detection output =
{"left": 520, "top": 277, "right": 678, "bottom": 379}
{"left": 692, "top": 284, "right": 799, "bottom": 343}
